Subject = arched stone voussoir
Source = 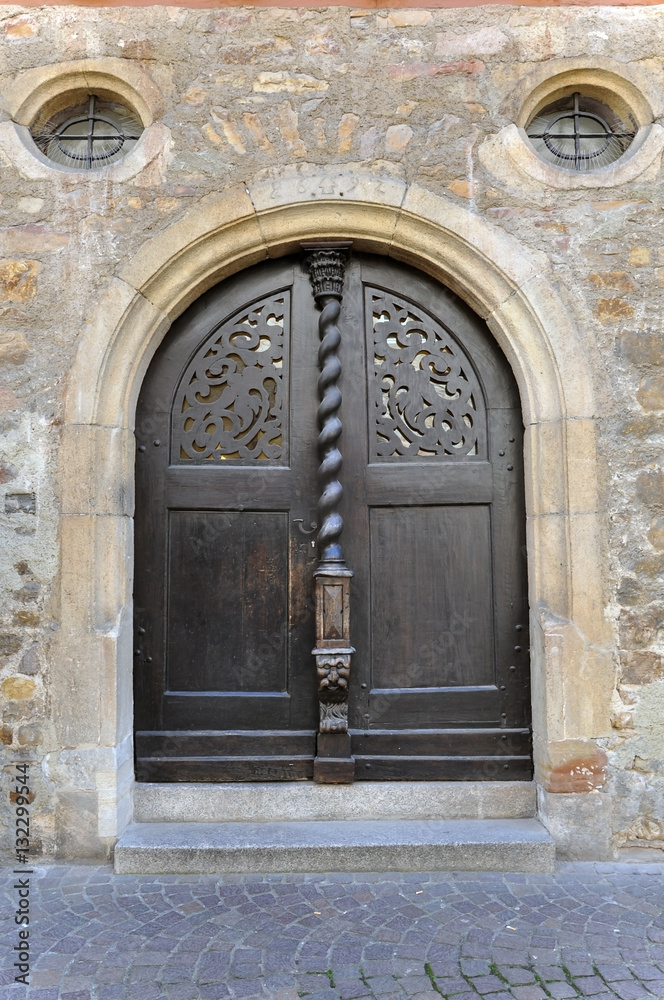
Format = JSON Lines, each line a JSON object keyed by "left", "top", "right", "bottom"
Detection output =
{"left": 76, "top": 170, "right": 597, "bottom": 437}
{"left": 57, "top": 169, "right": 610, "bottom": 846}
{"left": 75, "top": 168, "right": 599, "bottom": 442}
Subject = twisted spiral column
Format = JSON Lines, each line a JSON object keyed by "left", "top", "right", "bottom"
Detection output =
{"left": 304, "top": 246, "right": 355, "bottom": 761}
{"left": 316, "top": 293, "right": 344, "bottom": 562}
{"left": 306, "top": 249, "right": 349, "bottom": 564}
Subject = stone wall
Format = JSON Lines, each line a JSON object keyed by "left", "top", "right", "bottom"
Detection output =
{"left": 1, "top": 2, "right": 663, "bottom": 861}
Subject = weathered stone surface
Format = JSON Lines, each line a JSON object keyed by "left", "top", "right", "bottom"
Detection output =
{"left": 618, "top": 329, "right": 664, "bottom": 366}
{"left": 114, "top": 818, "right": 555, "bottom": 875}
{"left": 541, "top": 743, "right": 609, "bottom": 794}
{"left": 0, "top": 330, "right": 29, "bottom": 364}
{"left": 595, "top": 297, "right": 635, "bottom": 325}
{"left": 1, "top": 676, "right": 35, "bottom": 700}
{"left": 253, "top": 72, "right": 329, "bottom": 95}
{"left": 620, "top": 651, "right": 664, "bottom": 685}
{"left": 648, "top": 517, "right": 664, "bottom": 550}
{"left": 637, "top": 374, "right": 664, "bottom": 410}
{"left": 0, "top": 259, "right": 38, "bottom": 302}
{"left": 0, "top": 3, "right": 663, "bottom": 865}
{"left": 636, "top": 468, "right": 664, "bottom": 510}
{"left": 435, "top": 26, "right": 510, "bottom": 56}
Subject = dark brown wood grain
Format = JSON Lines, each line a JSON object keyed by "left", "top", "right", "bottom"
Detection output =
{"left": 133, "top": 253, "right": 531, "bottom": 782}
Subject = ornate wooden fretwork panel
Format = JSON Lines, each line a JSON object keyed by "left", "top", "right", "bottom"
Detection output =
{"left": 171, "top": 292, "right": 289, "bottom": 464}
{"left": 366, "top": 287, "right": 486, "bottom": 461}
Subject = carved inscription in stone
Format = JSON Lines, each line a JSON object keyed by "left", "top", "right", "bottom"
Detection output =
{"left": 367, "top": 288, "right": 485, "bottom": 461}
{"left": 172, "top": 292, "right": 289, "bottom": 464}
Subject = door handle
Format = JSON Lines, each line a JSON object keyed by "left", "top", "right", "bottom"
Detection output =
{"left": 293, "top": 518, "right": 317, "bottom": 535}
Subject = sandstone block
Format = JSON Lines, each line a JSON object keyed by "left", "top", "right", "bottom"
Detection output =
{"left": 0, "top": 387, "right": 21, "bottom": 409}
{"left": 586, "top": 271, "right": 635, "bottom": 292}
{"left": 18, "top": 645, "right": 39, "bottom": 675}
{"left": 276, "top": 101, "right": 306, "bottom": 157}
{"left": 0, "top": 226, "right": 68, "bottom": 255}
{"left": 538, "top": 787, "right": 613, "bottom": 861}
{"left": 386, "top": 61, "right": 485, "bottom": 83}
{"left": 243, "top": 113, "right": 274, "bottom": 153}
{"left": 384, "top": 10, "right": 432, "bottom": 26}
{"left": 0, "top": 259, "right": 38, "bottom": 302}
{"left": 615, "top": 815, "right": 664, "bottom": 850}
{"left": 385, "top": 124, "right": 413, "bottom": 154}
{"left": 620, "top": 650, "right": 664, "bottom": 685}
{"left": 448, "top": 179, "right": 473, "bottom": 198}
{"left": 4, "top": 15, "right": 36, "bottom": 38}
{"left": 304, "top": 28, "right": 341, "bottom": 54}
{"left": 253, "top": 72, "right": 328, "bottom": 95}
{"left": 13, "top": 611, "right": 39, "bottom": 627}
{"left": 648, "top": 516, "right": 664, "bottom": 550}
{"left": 16, "top": 724, "right": 40, "bottom": 747}
{"left": 435, "top": 27, "right": 509, "bottom": 57}
{"left": 619, "top": 604, "right": 664, "bottom": 649}
{"left": 337, "top": 113, "right": 359, "bottom": 154}
{"left": 595, "top": 297, "right": 635, "bottom": 325}
{"left": 618, "top": 329, "right": 664, "bottom": 366}
{"left": 629, "top": 246, "right": 651, "bottom": 266}
{"left": 637, "top": 374, "right": 664, "bottom": 410}
{"left": 0, "top": 331, "right": 30, "bottom": 364}
{"left": 636, "top": 468, "right": 664, "bottom": 510}
{"left": 210, "top": 109, "right": 247, "bottom": 155}
{"left": 0, "top": 459, "right": 18, "bottom": 483}
{"left": 2, "top": 677, "right": 36, "bottom": 700}
{"left": 0, "top": 634, "right": 22, "bottom": 656}
{"left": 539, "top": 740, "right": 609, "bottom": 793}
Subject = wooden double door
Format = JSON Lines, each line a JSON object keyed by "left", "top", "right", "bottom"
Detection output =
{"left": 133, "top": 254, "right": 532, "bottom": 782}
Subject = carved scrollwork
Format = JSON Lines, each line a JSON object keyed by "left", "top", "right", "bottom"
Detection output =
{"left": 318, "top": 698, "right": 350, "bottom": 734}
{"left": 172, "top": 292, "right": 289, "bottom": 464}
{"left": 367, "top": 288, "right": 485, "bottom": 461}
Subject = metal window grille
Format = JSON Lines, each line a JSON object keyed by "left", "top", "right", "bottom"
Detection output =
{"left": 526, "top": 92, "right": 636, "bottom": 171}
{"left": 31, "top": 95, "right": 143, "bottom": 170}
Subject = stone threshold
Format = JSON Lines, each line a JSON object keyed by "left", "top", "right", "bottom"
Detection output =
{"left": 114, "top": 818, "right": 555, "bottom": 874}
{"left": 133, "top": 780, "right": 537, "bottom": 824}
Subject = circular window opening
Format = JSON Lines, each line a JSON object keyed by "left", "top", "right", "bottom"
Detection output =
{"left": 526, "top": 92, "right": 637, "bottom": 171}
{"left": 31, "top": 94, "right": 143, "bottom": 170}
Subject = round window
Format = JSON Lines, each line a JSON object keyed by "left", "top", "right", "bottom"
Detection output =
{"left": 30, "top": 95, "right": 143, "bottom": 170}
{"left": 526, "top": 92, "right": 637, "bottom": 171}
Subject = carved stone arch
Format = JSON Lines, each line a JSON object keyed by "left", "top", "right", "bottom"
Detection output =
{"left": 56, "top": 167, "right": 613, "bottom": 855}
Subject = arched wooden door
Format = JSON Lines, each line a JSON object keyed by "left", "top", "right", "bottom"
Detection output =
{"left": 133, "top": 254, "right": 532, "bottom": 782}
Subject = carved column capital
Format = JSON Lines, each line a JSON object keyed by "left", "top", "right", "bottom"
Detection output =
{"left": 305, "top": 248, "right": 348, "bottom": 301}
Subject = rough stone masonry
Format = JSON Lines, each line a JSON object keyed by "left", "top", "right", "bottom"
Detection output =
{"left": 0, "top": 3, "right": 663, "bottom": 861}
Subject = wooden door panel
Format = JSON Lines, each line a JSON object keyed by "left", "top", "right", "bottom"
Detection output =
{"left": 369, "top": 505, "right": 494, "bottom": 692}
{"left": 161, "top": 694, "right": 292, "bottom": 731}
{"left": 134, "top": 261, "right": 319, "bottom": 780}
{"left": 167, "top": 511, "right": 289, "bottom": 693}
{"left": 350, "top": 755, "right": 533, "bottom": 781}
{"left": 351, "top": 729, "right": 530, "bottom": 756}
{"left": 365, "top": 463, "right": 492, "bottom": 505}
{"left": 367, "top": 689, "right": 500, "bottom": 727}
{"left": 165, "top": 467, "right": 293, "bottom": 509}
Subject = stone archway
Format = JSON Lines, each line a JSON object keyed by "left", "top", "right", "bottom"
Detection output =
{"left": 55, "top": 166, "right": 613, "bottom": 858}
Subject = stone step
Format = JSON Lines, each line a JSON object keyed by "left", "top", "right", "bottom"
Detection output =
{"left": 133, "top": 780, "right": 537, "bottom": 823}
{"left": 114, "top": 818, "right": 555, "bottom": 875}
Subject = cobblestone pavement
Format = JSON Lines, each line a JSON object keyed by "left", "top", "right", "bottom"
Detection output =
{"left": 1, "top": 863, "right": 664, "bottom": 1000}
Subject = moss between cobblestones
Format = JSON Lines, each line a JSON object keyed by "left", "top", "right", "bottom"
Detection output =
{"left": 425, "top": 961, "right": 444, "bottom": 995}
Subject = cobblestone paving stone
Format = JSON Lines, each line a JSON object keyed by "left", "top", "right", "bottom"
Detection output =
{"left": 1, "top": 863, "right": 663, "bottom": 1000}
